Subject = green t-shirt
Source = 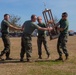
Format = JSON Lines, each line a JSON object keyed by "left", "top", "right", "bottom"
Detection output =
{"left": 59, "top": 19, "right": 69, "bottom": 34}
{"left": 37, "top": 23, "right": 46, "bottom": 36}
{"left": 1, "top": 20, "right": 10, "bottom": 34}
{"left": 23, "top": 20, "right": 39, "bottom": 35}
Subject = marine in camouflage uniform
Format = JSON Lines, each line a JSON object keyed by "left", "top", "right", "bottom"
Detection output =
{"left": 37, "top": 16, "right": 50, "bottom": 59}
{"left": 20, "top": 15, "right": 53, "bottom": 62}
{"left": 1, "top": 19, "right": 11, "bottom": 59}
{"left": 20, "top": 20, "right": 39, "bottom": 62}
{"left": 56, "top": 12, "right": 69, "bottom": 60}
{"left": 0, "top": 14, "right": 21, "bottom": 60}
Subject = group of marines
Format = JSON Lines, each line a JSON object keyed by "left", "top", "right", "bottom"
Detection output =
{"left": 0, "top": 12, "right": 69, "bottom": 62}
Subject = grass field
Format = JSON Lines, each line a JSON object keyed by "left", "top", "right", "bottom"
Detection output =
{"left": 0, "top": 36, "right": 76, "bottom": 75}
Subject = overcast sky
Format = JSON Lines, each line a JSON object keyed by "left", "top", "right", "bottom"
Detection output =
{"left": 0, "top": 0, "right": 76, "bottom": 31}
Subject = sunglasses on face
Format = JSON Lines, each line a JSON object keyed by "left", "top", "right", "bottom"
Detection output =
{"left": 62, "top": 16, "right": 67, "bottom": 17}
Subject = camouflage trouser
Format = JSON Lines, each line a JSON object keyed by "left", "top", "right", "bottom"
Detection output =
{"left": 57, "top": 34, "right": 69, "bottom": 57}
{"left": 20, "top": 34, "right": 32, "bottom": 59}
{"left": 37, "top": 35, "right": 50, "bottom": 56}
{"left": 1, "top": 33, "right": 10, "bottom": 58}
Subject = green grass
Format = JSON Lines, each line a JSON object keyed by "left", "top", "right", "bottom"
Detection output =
{"left": 0, "top": 36, "right": 76, "bottom": 75}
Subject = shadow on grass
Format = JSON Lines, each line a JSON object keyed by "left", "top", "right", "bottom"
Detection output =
{"left": 35, "top": 59, "right": 55, "bottom": 62}
{"left": 0, "top": 59, "right": 28, "bottom": 64}
{"left": 35, "top": 59, "right": 64, "bottom": 63}
{"left": 0, "top": 59, "right": 64, "bottom": 64}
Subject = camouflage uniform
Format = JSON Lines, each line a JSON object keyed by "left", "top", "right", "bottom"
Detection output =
{"left": 20, "top": 33, "right": 32, "bottom": 60}
{"left": 57, "top": 19, "right": 69, "bottom": 58}
{"left": 20, "top": 20, "right": 39, "bottom": 61}
{"left": 0, "top": 20, "right": 11, "bottom": 58}
{"left": 37, "top": 23, "right": 50, "bottom": 58}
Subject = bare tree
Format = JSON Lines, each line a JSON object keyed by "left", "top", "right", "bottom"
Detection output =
{"left": 10, "top": 14, "right": 21, "bottom": 27}
{"left": 9, "top": 14, "right": 21, "bottom": 32}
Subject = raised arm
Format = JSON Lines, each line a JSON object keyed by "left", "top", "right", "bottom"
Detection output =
{"left": 48, "top": 20, "right": 60, "bottom": 28}
{"left": 38, "top": 26, "right": 53, "bottom": 31}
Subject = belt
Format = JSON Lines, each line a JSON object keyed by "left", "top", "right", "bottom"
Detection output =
{"left": 23, "top": 33, "right": 31, "bottom": 36}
